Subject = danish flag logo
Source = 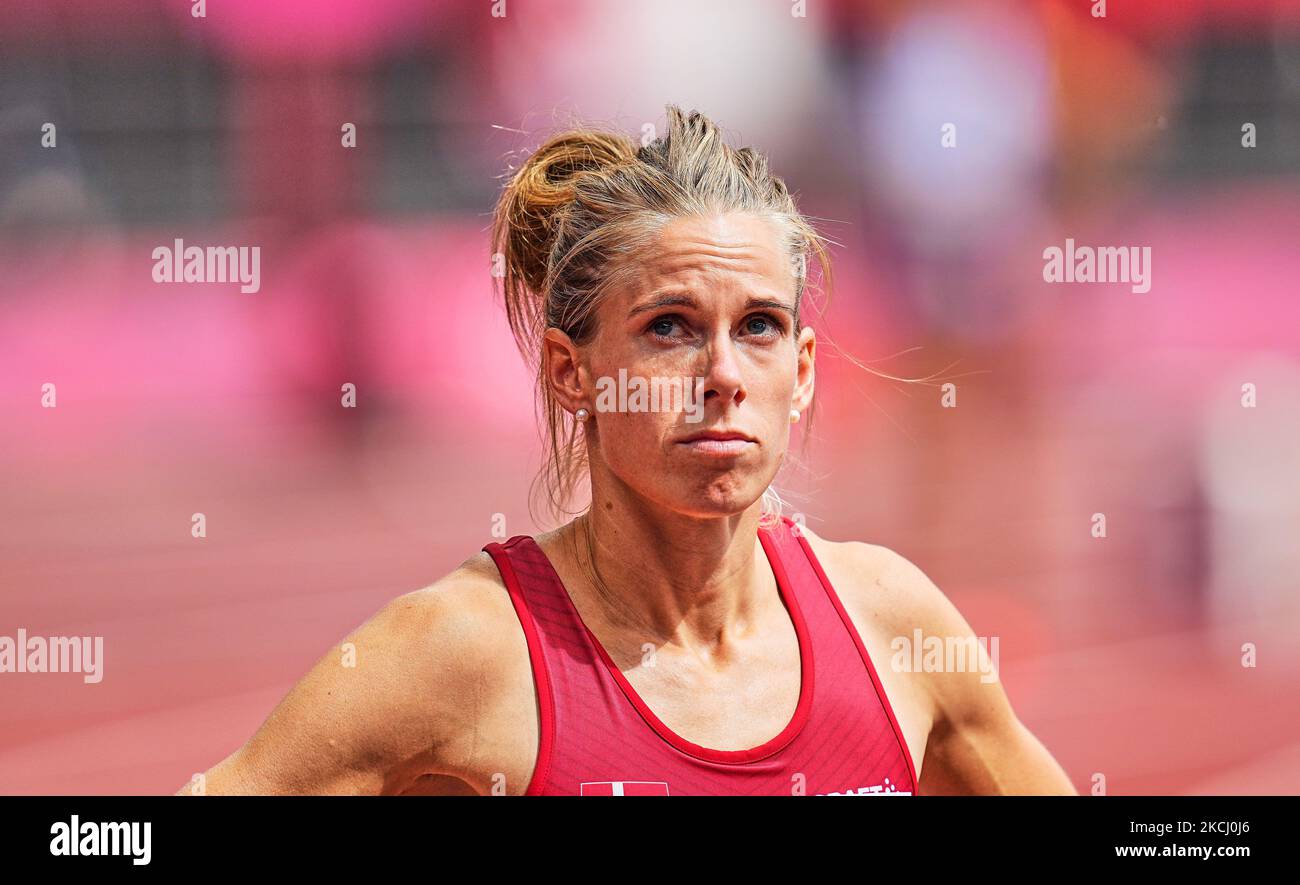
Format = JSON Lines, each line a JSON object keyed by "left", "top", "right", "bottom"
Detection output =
{"left": 579, "top": 781, "right": 671, "bottom": 796}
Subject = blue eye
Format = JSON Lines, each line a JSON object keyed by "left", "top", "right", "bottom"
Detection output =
{"left": 745, "top": 313, "right": 783, "bottom": 336}
{"left": 648, "top": 315, "right": 682, "bottom": 338}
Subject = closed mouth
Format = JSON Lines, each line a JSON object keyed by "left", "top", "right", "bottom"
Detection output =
{"left": 675, "top": 431, "right": 758, "bottom": 457}
{"left": 677, "top": 430, "right": 757, "bottom": 444}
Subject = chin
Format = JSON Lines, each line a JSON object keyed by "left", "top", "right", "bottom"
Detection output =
{"left": 656, "top": 479, "right": 769, "bottom": 520}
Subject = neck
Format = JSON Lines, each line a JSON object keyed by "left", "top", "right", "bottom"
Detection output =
{"left": 561, "top": 479, "right": 776, "bottom": 663}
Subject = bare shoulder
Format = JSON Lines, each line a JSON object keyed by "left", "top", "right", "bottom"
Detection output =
{"left": 795, "top": 524, "right": 986, "bottom": 684}
{"left": 792, "top": 525, "right": 1074, "bottom": 795}
{"left": 794, "top": 523, "right": 960, "bottom": 636}
{"left": 400, "top": 550, "right": 519, "bottom": 645}
{"left": 382, "top": 550, "right": 538, "bottom": 789}
{"left": 792, "top": 523, "right": 984, "bottom": 743}
{"left": 178, "top": 549, "right": 528, "bottom": 795}
{"left": 357, "top": 551, "right": 520, "bottom": 696}
{"left": 384, "top": 550, "right": 530, "bottom": 742}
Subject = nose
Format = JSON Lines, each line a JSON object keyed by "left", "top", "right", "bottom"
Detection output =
{"left": 699, "top": 328, "right": 746, "bottom": 408}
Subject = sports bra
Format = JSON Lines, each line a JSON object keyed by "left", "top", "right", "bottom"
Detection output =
{"left": 482, "top": 515, "right": 918, "bottom": 795}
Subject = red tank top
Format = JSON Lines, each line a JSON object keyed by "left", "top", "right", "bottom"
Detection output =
{"left": 482, "top": 515, "right": 919, "bottom": 796}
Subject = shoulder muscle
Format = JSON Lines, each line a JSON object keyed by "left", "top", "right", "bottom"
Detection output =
{"left": 178, "top": 551, "right": 521, "bottom": 795}
{"left": 797, "top": 525, "right": 989, "bottom": 731}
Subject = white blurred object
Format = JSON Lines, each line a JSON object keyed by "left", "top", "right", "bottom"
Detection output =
{"left": 858, "top": 5, "right": 1051, "bottom": 244}
{"left": 491, "top": 0, "right": 830, "bottom": 159}
{"left": 1199, "top": 353, "right": 1300, "bottom": 628}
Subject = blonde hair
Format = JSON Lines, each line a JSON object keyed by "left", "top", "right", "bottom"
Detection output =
{"left": 490, "top": 105, "right": 832, "bottom": 529}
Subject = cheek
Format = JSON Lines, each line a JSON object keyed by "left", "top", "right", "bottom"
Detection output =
{"left": 752, "top": 367, "right": 797, "bottom": 420}
{"left": 594, "top": 409, "right": 673, "bottom": 462}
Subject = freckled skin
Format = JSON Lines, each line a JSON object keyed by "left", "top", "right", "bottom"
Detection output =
{"left": 542, "top": 212, "right": 815, "bottom": 522}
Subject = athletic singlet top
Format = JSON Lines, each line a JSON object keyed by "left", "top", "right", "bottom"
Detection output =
{"left": 482, "top": 515, "right": 919, "bottom": 796}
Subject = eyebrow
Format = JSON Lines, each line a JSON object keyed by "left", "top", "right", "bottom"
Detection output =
{"left": 626, "top": 293, "right": 796, "bottom": 320}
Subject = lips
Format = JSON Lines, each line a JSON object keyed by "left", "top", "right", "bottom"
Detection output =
{"left": 675, "top": 429, "right": 758, "bottom": 458}
{"left": 676, "top": 429, "right": 757, "bottom": 444}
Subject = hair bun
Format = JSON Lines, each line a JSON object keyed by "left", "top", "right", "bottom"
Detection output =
{"left": 494, "top": 131, "right": 636, "bottom": 303}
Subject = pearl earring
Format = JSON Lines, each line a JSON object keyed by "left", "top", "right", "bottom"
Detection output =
{"left": 790, "top": 408, "right": 801, "bottom": 424}
{"left": 575, "top": 408, "right": 590, "bottom": 422}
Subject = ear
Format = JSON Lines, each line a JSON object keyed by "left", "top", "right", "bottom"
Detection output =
{"left": 542, "top": 327, "right": 588, "bottom": 414}
{"left": 792, "top": 326, "right": 815, "bottom": 414}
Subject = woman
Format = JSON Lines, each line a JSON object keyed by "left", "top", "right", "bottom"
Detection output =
{"left": 178, "top": 106, "right": 1075, "bottom": 796}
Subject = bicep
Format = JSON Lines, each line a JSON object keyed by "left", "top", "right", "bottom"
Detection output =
{"left": 919, "top": 684, "right": 1075, "bottom": 795}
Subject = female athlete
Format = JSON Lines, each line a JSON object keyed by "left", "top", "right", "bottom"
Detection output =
{"left": 178, "top": 105, "right": 1076, "bottom": 797}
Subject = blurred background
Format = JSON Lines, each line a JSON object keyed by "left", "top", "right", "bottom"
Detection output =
{"left": 1, "top": 0, "right": 1298, "bottom": 794}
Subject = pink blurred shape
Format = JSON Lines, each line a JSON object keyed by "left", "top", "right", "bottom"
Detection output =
{"left": 167, "top": 0, "right": 450, "bottom": 64}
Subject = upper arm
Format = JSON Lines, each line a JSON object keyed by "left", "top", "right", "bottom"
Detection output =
{"left": 175, "top": 556, "right": 509, "bottom": 796}
{"left": 873, "top": 549, "right": 1076, "bottom": 796}
{"left": 799, "top": 525, "right": 1074, "bottom": 796}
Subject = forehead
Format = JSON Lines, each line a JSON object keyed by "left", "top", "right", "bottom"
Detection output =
{"left": 624, "top": 213, "right": 793, "bottom": 297}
